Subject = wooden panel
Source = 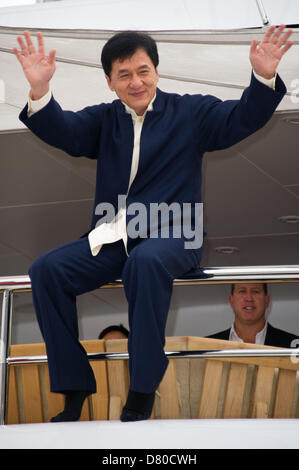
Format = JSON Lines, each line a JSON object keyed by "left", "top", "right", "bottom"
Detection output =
{"left": 158, "top": 359, "right": 180, "bottom": 419}
{"left": 15, "top": 367, "right": 25, "bottom": 423}
{"left": 164, "top": 336, "right": 188, "bottom": 350}
{"left": 21, "top": 364, "right": 43, "bottom": 423}
{"left": 84, "top": 340, "right": 108, "bottom": 421}
{"left": 105, "top": 339, "right": 129, "bottom": 420}
{"left": 9, "top": 343, "right": 47, "bottom": 423}
{"left": 40, "top": 364, "right": 64, "bottom": 422}
{"left": 7, "top": 336, "right": 299, "bottom": 423}
{"left": 188, "top": 336, "right": 299, "bottom": 371}
{"left": 10, "top": 342, "right": 46, "bottom": 358}
{"left": 6, "top": 366, "right": 19, "bottom": 424}
{"left": 159, "top": 337, "right": 188, "bottom": 419}
{"left": 189, "top": 358, "right": 206, "bottom": 419}
{"left": 109, "top": 396, "right": 122, "bottom": 420}
{"left": 255, "top": 402, "right": 269, "bottom": 419}
{"left": 241, "top": 364, "right": 256, "bottom": 418}
{"left": 198, "top": 360, "right": 223, "bottom": 418}
{"left": 216, "top": 362, "right": 230, "bottom": 417}
{"left": 175, "top": 358, "right": 191, "bottom": 418}
{"left": 9, "top": 340, "right": 108, "bottom": 423}
{"left": 223, "top": 363, "right": 248, "bottom": 419}
{"left": 80, "top": 399, "right": 90, "bottom": 420}
{"left": 273, "top": 369, "right": 297, "bottom": 418}
{"left": 252, "top": 366, "right": 275, "bottom": 418}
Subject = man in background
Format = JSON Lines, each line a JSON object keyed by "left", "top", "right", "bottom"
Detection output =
{"left": 209, "top": 283, "right": 298, "bottom": 347}
{"left": 99, "top": 324, "right": 129, "bottom": 340}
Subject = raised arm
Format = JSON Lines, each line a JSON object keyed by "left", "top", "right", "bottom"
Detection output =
{"left": 14, "top": 30, "right": 56, "bottom": 100}
{"left": 15, "top": 31, "right": 107, "bottom": 159}
{"left": 191, "top": 25, "right": 293, "bottom": 153}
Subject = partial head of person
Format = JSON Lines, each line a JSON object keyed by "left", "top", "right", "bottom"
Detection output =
{"left": 98, "top": 323, "right": 129, "bottom": 340}
{"left": 101, "top": 31, "right": 159, "bottom": 116}
{"left": 229, "top": 283, "right": 270, "bottom": 330}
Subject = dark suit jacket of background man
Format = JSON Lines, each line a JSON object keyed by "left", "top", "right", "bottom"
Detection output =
{"left": 208, "top": 323, "right": 298, "bottom": 348}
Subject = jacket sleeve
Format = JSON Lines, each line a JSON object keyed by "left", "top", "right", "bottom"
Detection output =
{"left": 19, "top": 94, "right": 108, "bottom": 159}
{"left": 191, "top": 72, "right": 286, "bottom": 153}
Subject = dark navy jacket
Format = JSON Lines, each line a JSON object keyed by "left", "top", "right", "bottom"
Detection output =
{"left": 208, "top": 322, "right": 298, "bottom": 348}
{"left": 19, "top": 73, "right": 286, "bottom": 252}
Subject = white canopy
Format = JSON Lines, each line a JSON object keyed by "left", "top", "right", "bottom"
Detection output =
{"left": 0, "top": 0, "right": 276, "bottom": 30}
{"left": 0, "top": 0, "right": 299, "bottom": 30}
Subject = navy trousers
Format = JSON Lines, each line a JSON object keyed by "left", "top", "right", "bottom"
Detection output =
{"left": 29, "top": 236, "right": 201, "bottom": 394}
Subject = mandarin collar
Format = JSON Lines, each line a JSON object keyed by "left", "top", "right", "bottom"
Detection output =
{"left": 115, "top": 88, "right": 164, "bottom": 114}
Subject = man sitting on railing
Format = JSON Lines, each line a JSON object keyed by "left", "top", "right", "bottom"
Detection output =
{"left": 208, "top": 283, "right": 298, "bottom": 347}
{"left": 13, "top": 26, "right": 293, "bottom": 423}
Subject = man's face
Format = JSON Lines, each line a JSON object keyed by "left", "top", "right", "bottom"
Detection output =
{"left": 105, "top": 48, "right": 159, "bottom": 116}
{"left": 229, "top": 283, "right": 270, "bottom": 326}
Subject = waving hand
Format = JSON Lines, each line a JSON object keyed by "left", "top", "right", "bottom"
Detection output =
{"left": 250, "top": 25, "right": 293, "bottom": 79}
{"left": 14, "top": 30, "right": 56, "bottom": 100}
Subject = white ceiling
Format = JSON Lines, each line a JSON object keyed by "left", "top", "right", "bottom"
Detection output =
{"left": 0, "top": 0, "right": 299, "bottom": 276}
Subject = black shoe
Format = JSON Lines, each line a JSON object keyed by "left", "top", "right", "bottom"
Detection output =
{"left": 120, "top": 390, "right": 155, "bottom": 422}
{"left": 120, "top": 407, "right": 152, "bottom": 422}
{"left": 50, "top": 391, "right": 91, "bottom": 423}
{"left": 50, "top": 410, "right": 81, "bottom": 422}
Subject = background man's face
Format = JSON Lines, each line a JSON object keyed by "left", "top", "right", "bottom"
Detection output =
{"left": 105, "top": 48, "right": 159, "bottom": 116}
{"left": 229, "top": 283, "right": 270, "bottom": 326}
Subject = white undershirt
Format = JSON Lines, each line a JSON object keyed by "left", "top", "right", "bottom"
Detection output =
{"left": 27, "top": 71, "right": 275, "bottom": 257}
{"left": 229, "top": 321, "right": 268, "bottom": 345}
{"left": 88, "top": 98, "right": 155, "bottom": 256}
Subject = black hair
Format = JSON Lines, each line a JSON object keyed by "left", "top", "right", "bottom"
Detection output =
{"left": 98, "top": 323, "right": 129, "bottom": 339}
{"left": 231, "top": 283, "right": 268, "bottom": 295}
{"left": 101, "top": 31, "right": 159, "bottom": 78}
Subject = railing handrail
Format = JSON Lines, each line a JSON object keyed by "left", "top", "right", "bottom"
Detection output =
{"left": 1, "top": 264, "right": 299, "bottom": 291}
{"left": 7, "top": 347, "right": 299, "bottom": 366}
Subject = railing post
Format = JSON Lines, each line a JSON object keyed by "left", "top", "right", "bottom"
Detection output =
{"left": 0, "top": 289, "right": 12, "bottom": 425}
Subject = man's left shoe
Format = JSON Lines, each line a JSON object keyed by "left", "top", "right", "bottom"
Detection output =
{"left": 120, "top": 390, "right": 155, "bottom": 422}
{"left": 120, "top": 407, "right": 152, "bottom": 422}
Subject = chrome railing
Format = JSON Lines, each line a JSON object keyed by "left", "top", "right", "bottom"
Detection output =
{"left": 1, "top": 265, "right": 299, "bottom": 425}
